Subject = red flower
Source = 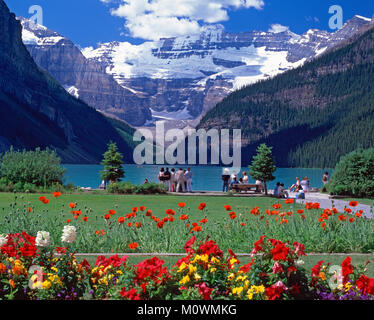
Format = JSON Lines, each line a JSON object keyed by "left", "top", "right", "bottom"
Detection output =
{"left": 104, "top": 214, "right": 111, "bottom": 220}
{"left": 356, "top": 275, "right": 374, "bottom": 295}
{"left": 39, "top": 196, "right": 49, "bottom": 204}
{"left": 285, "top": 199, "right": 294, "bottom": 204}
{"left": 270, "top": 242, "right": 290, "bottom": 261}
{"left": 118, "top": 217, "right": 125, "bottom": 224}
{"left": 198, "top": 203, "right": 207, "bottom": 210}
{"left": 179, "top": 214, "right": 189, "bottom": 221}
{"left": 265, "top": 285, "right": 284, "bottom": 300}
{"left": 146, "top": 210, "right": 152, "bottom": 216}
{"left": 184, "top": 236, "right": 196, "bottom": 254}
{"left": 341, "top": 257, "right": 354, "bottom": 284}
{"left": 253, "top": 235, "right": 266, "bottom": 253}
{"left": 132, "top": 207, "right": 138, "bottom": 213}
{"left": 139, "top": 206, "right": 146, "bottom": 211}
{"left": 82, "top": 216, "right": 88, "bottom": 222}
{"left": 108, "top": 209, "right": 116, "bottom": 215}
{"left": 224, "top": 205, "right": 232, "bottom": 211}
{"left": 178, "top": 202, "right": 186, "bottom": 208}
{"left": 26, "top": 207, "right": 32, "bottom": 213}
{"left": 129, "top": 242, "right": 139, "bottom": 250}
{"left": 197, "top": 282, "right": 213, "bottom": 300}
{"left": 200, "top": 218, "right": 207, "bottom": 224}
{"left": 311, "top": 260, "right": 324, "bottom": 278}
{"left": 52, "top": 192, "right": 61, "bottom": 198}
{"left": 157, "top": 221, "right": 165, "bottom": 229}
{"left": 69, "top": 203, "right": 76, "bottom": 209}
{"left": 120, "top": 287, "right": 141, "bottom": 300}
{"left": 165, "top": 209, "right": 175, "bottom": 215}
{"left": 349, "top": 201, "right": 358, "bottom": 207}
{"left": 338, "top": 214, "right": 346, "bottom": 221}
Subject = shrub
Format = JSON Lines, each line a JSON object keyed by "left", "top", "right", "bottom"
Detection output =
{"left": 327, "top": 147, "right": 374, "bottom": 197}
{"left": 0, "top": 148, "right": 65, "bottom": 188}
{"left": 107, "top": 182, "right": 168, "bottom": 195}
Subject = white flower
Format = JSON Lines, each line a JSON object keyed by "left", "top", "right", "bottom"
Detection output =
{"left": 0, "top": 234, "right": 8, "bottom": 247}
{"left": 61, "top": 225, "right": 76, "bottom": 244}
{"left": 35, "top": 231, "right": 50, "bottom": 247}
{"left": 296, "top": 259, "right": 305, "bottom": 266}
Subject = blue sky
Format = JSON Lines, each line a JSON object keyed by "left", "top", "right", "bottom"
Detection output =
{"left": 6, "top": 0, "right": 374, "bottom": 48}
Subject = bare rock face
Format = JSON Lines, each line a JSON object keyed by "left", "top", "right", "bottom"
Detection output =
{"left": 19, "top": 18, "right": 151, "bottom": 126}
{"left": 19, "top": 14, "right": 372, "bottom": 128}
{"left": 0, "top": 0, "right": 134, "bottom": 163}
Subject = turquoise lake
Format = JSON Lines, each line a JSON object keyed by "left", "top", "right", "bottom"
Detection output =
{"left": 62, "top": 165, "right": 332, "bottom": 191}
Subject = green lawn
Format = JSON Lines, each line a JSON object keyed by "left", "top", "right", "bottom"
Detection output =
{"left": 0, "top": 192, "right": 373, "bottom": 255}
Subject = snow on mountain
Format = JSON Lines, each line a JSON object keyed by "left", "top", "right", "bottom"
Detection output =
{"left": 19, "top": 15, "right": 372, "bottom": 127}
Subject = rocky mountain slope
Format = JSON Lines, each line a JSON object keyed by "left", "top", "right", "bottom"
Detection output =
{"left": 0, "top": 0, "right": 135, "bottom": 164}
{"left": 198, "top": 17, "right": 374, "bottom": 168}
{"left": 20, "top": 15, "right": 372, "bottom": 128}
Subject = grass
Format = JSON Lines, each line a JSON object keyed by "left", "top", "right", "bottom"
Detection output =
{"left": 0, "top": 192, "right": 373, "bottom": 255}
{"left": 344, "top": 198, "right": 374, "bottom": 206}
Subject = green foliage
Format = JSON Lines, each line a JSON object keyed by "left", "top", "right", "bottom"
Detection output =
{"left": 327, "top": 147, "right": 374, "bottom": 197}
{"left": 0, "top": 148, "right": 65, "bottom": 188}
{"left": 100, "top": 142, "right": 125, "bottom": 183}
{"left": 107, "top": 181, "right": 168, "bottom": 195}
{"left": 249, "top": 144, "right": 276, "bottom": 194}
{"left": 199, "top": 27, "right": 374, "bottom": 168}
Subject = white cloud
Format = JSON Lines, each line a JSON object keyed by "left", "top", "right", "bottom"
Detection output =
{"left": 268, "top": 23, "right": 289, "bottom": 33}
{"left": 101, "top": 0, "right": 265, "bottom": 40}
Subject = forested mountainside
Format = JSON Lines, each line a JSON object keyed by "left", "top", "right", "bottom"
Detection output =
{"left": 0, "top": 0, "right": 135, "bottom": 164}
{"left": 199, "top": 22, "right": 374, "bottom": 168}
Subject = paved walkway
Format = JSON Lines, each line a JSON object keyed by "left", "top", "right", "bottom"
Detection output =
{"left": 295, "top": 192, "right": 373, "bottom": 218}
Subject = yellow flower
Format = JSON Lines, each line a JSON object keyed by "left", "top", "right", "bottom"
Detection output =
{"left": 191, "top": 255, "right": 201, "bottom": 264}
{"left": 319, "top": 272, "right": 326, "bottom": 281}
{"left": 51, "top": 267, "right": 58, "bottom": 273}
{"left": 247, "top": 292, "right": 254, "bottom": 300}
{"left": 42, "top": 280, "right": 52, "bottom": 290}
{"left": 227, "top": 273, "right": 235, "bottom": 281}
{"left": 178, "top": 262, "right": 188, "bottom": 273}
{"left": 210, "top": 256, "right": 220, "bottom": 264}
{"left": 188, "top": 264, "right": 197, "bottom": 275}
{"left": 243, "top": 280, "right": 250, "bottom": 291}
{"left": 194, "top": 273, "right": 201, "bottom": 281}
{"left": 232, "top": 287, "right": 243, "bottom": 296}
{"left": 210, "top": 268, "right": 217, "bottom": 273}
{"left": 116, "top": 270, "right": 123, "bottom": 275}
{"left": 235, "top": 275, "right": 247, "bottom": 282}
{"left": 201, "top": 254, "right": 209, "bottom": 263}
{"left": 229, "top": 258, "right": 238, "bottom": 265}
{"left": 345, "top": 282, "right": 352, "bottom": 292}
{"left": 179, "top": 275, "right": 190, "bottom": 285}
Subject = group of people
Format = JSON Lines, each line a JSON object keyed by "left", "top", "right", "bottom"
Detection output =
{"left": 221, "top": 169, "right": 263, "bottom": 192}
{"left": 273, "top": 173, "right": 329, "bottom": 199}
{"left": 157, "top": 167, "right": 193, "bottom": 193}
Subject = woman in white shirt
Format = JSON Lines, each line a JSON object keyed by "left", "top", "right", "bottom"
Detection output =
{"left": 300, "top": 177, "right": 310, "bottom": 193}
{"left": 242, "top": 171, "right": 249, "bottom": 184}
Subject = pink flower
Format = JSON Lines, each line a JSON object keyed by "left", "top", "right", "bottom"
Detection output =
{"left": 274, "top": 281, "right": 288, "bottom": 291}
{"left": 272, "top": 262, "right": 284, "bottom": 274}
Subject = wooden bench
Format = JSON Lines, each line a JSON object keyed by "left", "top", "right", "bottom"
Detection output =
{"left": 231, "top": 184, "right": 262, "bottom": 193}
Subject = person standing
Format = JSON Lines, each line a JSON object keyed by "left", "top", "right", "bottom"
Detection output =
{"left": 176, "top": 168, "right": 185, "bottom": 192}
{"left": 158, "top": 168, "right": 165, "bottom": 184}
{"left": 164, "top": 167, "right": 171, "bottom": 189}
{"left": 170, "top": 168, "right": 176, "bottom": 192}
{"left": 322, "top": 172, "right": 329, "bottom": 185}
{"left": 184, "top": 167, "right": 193, "bottom": 192}
{"left": 222, "top": 168, "right": 230, "bottom": 192}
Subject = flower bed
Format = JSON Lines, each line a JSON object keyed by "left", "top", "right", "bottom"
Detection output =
{"left": 1, "top": 231, "right": 374, "bottom": 300}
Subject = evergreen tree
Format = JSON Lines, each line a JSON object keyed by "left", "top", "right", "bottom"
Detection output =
{"left": 100, "top": 142, "right": 125, "bottom": 183}
{"left": 249, "top": 144, "right": 277, "bottom": 195}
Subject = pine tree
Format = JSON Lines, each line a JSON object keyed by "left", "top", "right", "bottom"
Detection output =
{"left": 249, "top": 144, "right": 277, "bottom": 195}
{"left": 100, "top": 142, "right": 125, "bottom": 183}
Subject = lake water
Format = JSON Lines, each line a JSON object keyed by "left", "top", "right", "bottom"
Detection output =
{"left": 62, "top": 165, "right": 332, "bottom": 191}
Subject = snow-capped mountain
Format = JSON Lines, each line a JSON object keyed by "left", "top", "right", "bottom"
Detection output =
{"left": 20, "top": 15, "right": 372, "bottom": 127}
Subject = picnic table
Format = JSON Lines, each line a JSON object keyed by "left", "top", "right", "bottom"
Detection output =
{"left": 231, "top": 184, "right": 262, "bottom": 194}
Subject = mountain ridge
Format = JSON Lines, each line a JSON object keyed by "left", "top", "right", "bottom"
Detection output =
{"left": 0, "top": 0, "right": 135, "bottom": 164}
